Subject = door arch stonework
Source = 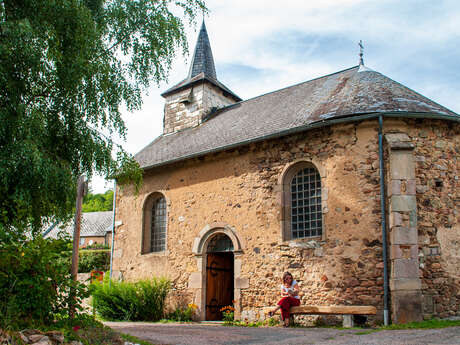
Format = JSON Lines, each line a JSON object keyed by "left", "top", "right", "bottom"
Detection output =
{"left": 192, "top": 222, "right": 244, "bottom": 255}
{"left": 189, "top": 223, "right": 247, "bottom": 321}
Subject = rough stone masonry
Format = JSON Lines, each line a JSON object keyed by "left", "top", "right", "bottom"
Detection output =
{"left": 113, "top": 118, "right": 459, "bottom": 323}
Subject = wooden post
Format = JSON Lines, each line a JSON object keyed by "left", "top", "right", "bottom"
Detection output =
{"left": 70, "top": 175, "right": 86, "bottom": 318}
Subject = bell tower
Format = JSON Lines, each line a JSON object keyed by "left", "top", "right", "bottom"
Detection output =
{"left": 161, "top": 21, "right": 241, "bottom": 135}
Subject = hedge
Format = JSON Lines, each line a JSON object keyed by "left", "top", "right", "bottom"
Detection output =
{"left": 90, "top": 278, "right": 170, "bottom": 321}
{"left": 78, "top": 249, "right": 110, "bottom": 273}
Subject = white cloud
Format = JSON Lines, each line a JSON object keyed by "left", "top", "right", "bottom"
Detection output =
{"left": 91, "top": 0, "right": 460, "bottom": 192}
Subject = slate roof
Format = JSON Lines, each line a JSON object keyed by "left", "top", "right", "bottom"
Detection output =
{"left": 161, "top": 72, "right": 241, "bottom": 101}
{"left": 44, "top": 211, "right": 113, "bottom": 239}
{"left": 161, "top": 21, "right": 241, "bottom": 101}
{"left": 188, "top": 21, "right": 216, "bottom": 80}
{"left": 137, "top": 65, "right": 460, "bottom": 170}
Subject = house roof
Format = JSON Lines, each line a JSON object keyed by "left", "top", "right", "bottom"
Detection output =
{"left": 137, "top": 65, "right": 460, "bottom": 170}
{"left": 161, "top": 72, "right": 241, "bottom": 101}
{"left": 44, "top": 211, "right": 113, "bottom": 239}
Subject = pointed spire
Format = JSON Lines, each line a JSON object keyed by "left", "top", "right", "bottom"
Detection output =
{"left": 188, "top": 20, "right": 217, "bottom": 80}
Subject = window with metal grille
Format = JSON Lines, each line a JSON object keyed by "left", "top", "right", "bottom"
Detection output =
{"left": 207, "top": 233, "right": 234, "bottom": 253}
{"left": 290, "top": 167, "right": 322, "bottom": 238}
{"left": 151, "top": 197, "right": 166, "bottom": 252}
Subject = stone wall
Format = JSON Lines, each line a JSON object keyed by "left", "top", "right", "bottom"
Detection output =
{"left": 114, "top": 119, "right": 386, "bottom": 321}
{"left": 382, "top": 119, "right": 460, "bottom": 319}
{"left": 163, "top": 81, "right": 236, "bottom": 135}
{"left": 408, "top": 120, "right": 459, "bottom": 318}
{"left": 113, "top": 118, "right": 459, "bottom": 322}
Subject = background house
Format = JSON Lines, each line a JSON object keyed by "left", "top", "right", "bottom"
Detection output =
{"left": 44, "top": 211, "right": 113, "bottom": 248}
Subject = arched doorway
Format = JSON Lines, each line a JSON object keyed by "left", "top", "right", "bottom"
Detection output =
{"left": 205, "top": 233, "right": 234, "bottom": 321}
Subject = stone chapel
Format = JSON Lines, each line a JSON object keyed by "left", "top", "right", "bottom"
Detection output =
{"left": 112, "top": 21, "right": 460, "bottom": 324}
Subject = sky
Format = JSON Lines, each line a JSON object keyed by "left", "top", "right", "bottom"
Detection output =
{"left": 90, "top": 0, "right": 460, "bottom": 193}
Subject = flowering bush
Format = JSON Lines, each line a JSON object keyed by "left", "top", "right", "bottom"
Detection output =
{"left": 220, "top": 305, "right": 235, "bottom": 324}
{"left": 167, "top": 303, "right": 198, "bottom": 322}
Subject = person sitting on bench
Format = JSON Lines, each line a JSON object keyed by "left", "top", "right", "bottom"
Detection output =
{"left": 268, "top": 271, "right": 300, "bottom": 327}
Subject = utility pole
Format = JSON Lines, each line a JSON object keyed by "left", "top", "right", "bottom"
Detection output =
{"left": 70, "top": 175, "right": 87, "bottom": 318}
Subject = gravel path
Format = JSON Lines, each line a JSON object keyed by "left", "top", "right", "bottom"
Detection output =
{"left": 105, "top": 322, "right": 460, "bottom": 345}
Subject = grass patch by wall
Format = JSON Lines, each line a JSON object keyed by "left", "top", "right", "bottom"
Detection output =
{"left": 380, "top": 318, "right": 460, "bottom": 330}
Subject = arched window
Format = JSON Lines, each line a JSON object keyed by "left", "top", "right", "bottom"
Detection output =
{"left": 142, "top": 193, "right": 167, "bottom": 253}
{"left": 282, "top": 162, "right": 322, "bottom": 240}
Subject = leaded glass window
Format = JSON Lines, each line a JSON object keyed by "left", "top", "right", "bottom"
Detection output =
{"left": 151, "top": 197, "right": 166, "bottom": 252}
{"left": 290, "top": 167, "right": 322, "bottom": 238}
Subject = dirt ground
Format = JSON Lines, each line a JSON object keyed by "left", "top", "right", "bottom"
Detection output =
{"left": 105, "top": 322, "right": 460, "bottom": 345}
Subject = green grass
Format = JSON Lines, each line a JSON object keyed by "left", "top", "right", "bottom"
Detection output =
{"left": 120, "top": 332, "right": 155, "bottom": 345}
{"left": 229, "top": 320, "right": 266, "bottom": 327}
{"left": 355, "top": 329, "right": 378, "bottom": 335}
{"left": 264, "top": 317, "right": 460, "bottom": 331}
{"left": 380, "top": 319, "right": 460, "bottom": 330}
{"left": 352, "top": 319, "right": 460, "bottom": 335}
{"left": 158, "top": 318, "right": 194, "bottom": 324}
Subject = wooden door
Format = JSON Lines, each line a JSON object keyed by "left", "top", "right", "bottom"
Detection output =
{"left": 206, "top": 252, "right": 234, "bottom": 320}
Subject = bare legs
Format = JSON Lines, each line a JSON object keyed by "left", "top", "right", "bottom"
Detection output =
{"left": 268, "top": 305, "right": 281, "bottom": 317}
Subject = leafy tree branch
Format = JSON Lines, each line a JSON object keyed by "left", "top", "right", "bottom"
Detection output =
{"left": 0, "top": 0, "right": 206, "bottom": 233}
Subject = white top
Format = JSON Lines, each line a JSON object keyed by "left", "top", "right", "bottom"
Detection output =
{"left": 281, "top": 279, "right": 300, "bottom": 299}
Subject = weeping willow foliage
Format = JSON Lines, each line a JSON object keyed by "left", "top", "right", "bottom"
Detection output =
{"left": 0, "top": 0, "right": 206, "bottom": 232}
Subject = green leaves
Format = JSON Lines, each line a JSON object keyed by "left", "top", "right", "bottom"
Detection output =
{"left": 78, "top": 249, "right": 110, "bottom": 272}
{"left": 91, "top": 277, "right": 171, "bottom": 321}
{"left": 0, "top": 235, "right": 89, "bottom": 327}
{"left": 0, "top": 0, "right": 206, "bottom": 232}
{"left": 82, "top": 190, "right": 114, "bottom": 212}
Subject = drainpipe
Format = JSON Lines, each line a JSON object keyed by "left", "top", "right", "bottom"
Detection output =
{"left": 378, "top": 115, "right": 390, "bottom": 326}
{"left": 109, "top": 179, "right": 117, "bottom": 287}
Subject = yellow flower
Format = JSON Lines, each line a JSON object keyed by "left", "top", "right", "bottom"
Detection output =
{"left": 188, "top": 303, "right": 198, "bottom": 310}
{"left": 21, "top": 252, "right": 25, "bottom": 256}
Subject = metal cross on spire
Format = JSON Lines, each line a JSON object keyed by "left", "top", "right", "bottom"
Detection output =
{"left": 359, "top": 40, "right": 364, "bottom": 66}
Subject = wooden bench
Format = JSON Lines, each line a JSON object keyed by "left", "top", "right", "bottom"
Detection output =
{"left": 263, "top": 305, "right": 377, "bottom": 328}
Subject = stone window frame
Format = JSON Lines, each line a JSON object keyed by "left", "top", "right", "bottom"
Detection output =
{"left": 279, "top": 160, "right": 327, "bottom": 242}
{"left": 141, "top": 192, "right": 168, "bottom": 254}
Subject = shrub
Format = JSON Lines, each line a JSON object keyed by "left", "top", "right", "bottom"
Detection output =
{"left": 0, "top": 232, "right": 88, "bottom": 328}
{"left": 220, "top": 305, "right": 235, "bottom": 325}
{"left": 79, "top": 250, "right": 110, "bottom": 273}
{"left": 166, "top": 303, "right": 198, "bottom": 322}
{"left": 84, "top": 243, "right": 110, "bottom": 250}
{"left": 90, "top": 278, "right": 170, "bottom": 321}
